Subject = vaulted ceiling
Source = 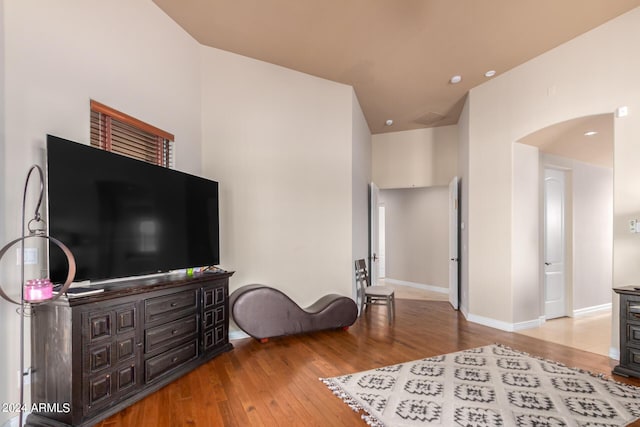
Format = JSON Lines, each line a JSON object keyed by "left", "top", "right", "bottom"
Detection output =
{"left": 153, "top": 1, "right": 640, "bottom": 134}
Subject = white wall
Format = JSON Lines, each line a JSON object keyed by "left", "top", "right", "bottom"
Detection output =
{"left": 351, "top": 91, "right": 372, "bottom": 294}
{"left": 464, "top": 8, "right": 639, "bottom": 338}
{"left": 512, "top": 143, "right": 541, "bottom": 325}
{"left": 200, "top": 46, "right": 355, "bottom": 311}
{"left": 372, "top": 126, "right": 458, "bottom": 189}
{"left": 1, "top": 0, "right": 202, "bottom": 420}
{"left": 378, "top": 187, "right": 449, "bottom": 288}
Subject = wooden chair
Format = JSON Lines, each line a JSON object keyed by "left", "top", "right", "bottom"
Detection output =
{"left": 354, "top": 259, "right": 395, "bottom": 324}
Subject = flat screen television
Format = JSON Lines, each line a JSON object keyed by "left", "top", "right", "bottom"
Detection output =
{"left": 47, "top": 135, "right": 220, "bottom": 283}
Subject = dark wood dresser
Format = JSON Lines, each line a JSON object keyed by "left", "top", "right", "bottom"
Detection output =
{"left": 613, "top": 286, "right": 640, "bottom": 379}
{"left": 27, "top": 271, "right": 234, "bottom": 427}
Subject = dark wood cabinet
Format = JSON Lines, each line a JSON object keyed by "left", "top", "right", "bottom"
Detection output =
{"left": 613, "top": 286, "right": 640, "bottom": 379}
{"left": 201, "top": 282, "right": 228, "bottom": 354}
{"left": 82, "top": 301, "right": 141, "bottom": 418}
{"left": 27, "top": 272, "right": 233, "bottom": 427}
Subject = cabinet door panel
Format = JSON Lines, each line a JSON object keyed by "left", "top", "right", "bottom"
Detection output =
{"left": 116, "top": 364, "right": 137, "bottom": 392}
{"left": 89, "top": 343, "right": 112, "bottom": 373}
{"left": 214, "top": 325, "right": 226, "bottom": 345}
{"left": 203, "top": 310, "right": 214, "bottom": 329}
{"left": 89, "top": 313, "right": 112, "bottom": 341}
{"left": 214, "top": 307, "right": 225, "bottom": 325}
{"left": 116, "top": 335, "right": 136, "bottom": 362}
{"left": 116, "top": 306, "right": 136, "bottom": 333}
{"left": 88, "top": 374, "right": 112, "bottom": 407}
{"left": 214, "top": 287, "right": 225, "bottom": 304}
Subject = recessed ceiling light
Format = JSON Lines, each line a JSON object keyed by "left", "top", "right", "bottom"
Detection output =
{"left": 449, "top": 75, "right": 462, "bottom": 84}
{"left": 584, "top": 131, "right": 598, "bottom": 136}
{"left": 385, "top": 119, "right": 393, "bottom": 126}
{"left": 484, "top": 70, "right": 496, "bottom": 77}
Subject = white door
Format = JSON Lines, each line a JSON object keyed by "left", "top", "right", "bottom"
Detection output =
{"left": 448, "top": 177, "right": 459, "bottom": 310}
{"left": 369, "top": 182, "right": 380, "bottom": 285}
{"left": 544, "top": 169, "right": 566, "bottom": 319}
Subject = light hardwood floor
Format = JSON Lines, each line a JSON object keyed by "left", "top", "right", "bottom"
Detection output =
{"left": 386, "top": 282, "right": 613, "bottom": 357}
{"left": 381, "top": 280, "right": 449, "bottom": 301}
{"left": 517, "top": 312, "right": 612, "bottom": 357}
{"left": 98, "top": 299, "right": 640, "bottom": 427}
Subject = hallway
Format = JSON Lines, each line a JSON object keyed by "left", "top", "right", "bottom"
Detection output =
{"left": 384, "top": 282, "right": 613, "bottom": 358}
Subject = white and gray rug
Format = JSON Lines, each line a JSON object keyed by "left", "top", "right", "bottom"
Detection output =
{"left": 320, "top": 344, "right": 640, "bottom": 427}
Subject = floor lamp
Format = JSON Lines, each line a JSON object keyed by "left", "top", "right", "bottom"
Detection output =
{"left": 0, "top": 165, "right": 76, "bottom": 426}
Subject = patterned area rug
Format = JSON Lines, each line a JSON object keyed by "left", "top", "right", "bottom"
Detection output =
{"left": 320, "top": 344, "right": 640, "bottom": 427}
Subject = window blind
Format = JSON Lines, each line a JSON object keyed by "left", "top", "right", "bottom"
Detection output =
{"left": 90, "top": 100, "right": 174, "bottom": 168}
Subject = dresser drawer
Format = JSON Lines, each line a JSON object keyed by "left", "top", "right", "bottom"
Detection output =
{"left": 145, "top": 289, "right": 197, "bottom": 324}
{"left": 145, "top": 315, "right": 198, "bottom": 354}
{"left": 627, "top": 299, "right": 640, "bottom": 322}
{"left": 627, "top": 323, "right": 640, "bottom": 347}
{"left": 625, "top": 345, "right": 640, "bottom": 372}
{"left": 145, "top": 340, "right": 198, "bottom": 383}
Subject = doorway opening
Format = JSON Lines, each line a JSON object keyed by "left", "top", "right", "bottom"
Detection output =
{"left": 516, "top": 113, "right": 614, "bottom": 356}
{"left": 374, "top": 186, "right": 451, "bottom": 302}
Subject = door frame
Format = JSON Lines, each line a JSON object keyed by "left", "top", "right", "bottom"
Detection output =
{"left": 369, "top": 182, "right": 380, "bottom": 285}
{"left": 449, "top": 177, "right": 460, "bottom": 310}
{"left": 377, "top": 204, "right": 386, "bottom": 279}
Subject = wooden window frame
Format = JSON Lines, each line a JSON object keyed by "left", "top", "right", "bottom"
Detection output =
{"left": 90, "top": 100, "right": 174, "bottom": 167}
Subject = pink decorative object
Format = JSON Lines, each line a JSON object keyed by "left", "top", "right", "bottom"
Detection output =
{"left": 24, "top": 278, "right": 53, "bottom": 302}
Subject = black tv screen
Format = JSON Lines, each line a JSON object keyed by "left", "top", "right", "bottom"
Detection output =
{"left": 47, "top": 135, "right": 219, "bottom": 283}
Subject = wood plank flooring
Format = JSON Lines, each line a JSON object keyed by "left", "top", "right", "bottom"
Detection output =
{"left": 98, "top": 300, "right": 640, "bottom": 426}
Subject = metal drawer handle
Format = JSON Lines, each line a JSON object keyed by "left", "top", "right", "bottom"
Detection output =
{"left": 172, "top": 329, "right": 178, "bottom": 335}
{"left": 172, "top": 356, "right": 179, "bottom": 363}
{"left": 170, "top": 302, "right": 178, "bottom": 307}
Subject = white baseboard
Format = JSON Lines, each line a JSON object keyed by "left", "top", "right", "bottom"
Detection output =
{"left": 573, "top": 303, "right": 611, "bottom": 317}
{"left": 460, "top": 304, "right": 469, "bottom": 319}
{"left": 609, "top": 347, "right": 620, "bottom": 361}
{"left": 463, "top": 313, "right": 545, "bottom": 333}
{"left": 228, "top": 330, "right": 250, "bottom": 340}
{"left": 513, "top": 316, "right": 546, "bottom": 331}
{"left": 462, "top": 303, "right": 612, "bottom": 333}
{"left": 382, "top": 278, "right": 448, "bottom": 294}
{"left": 465, "top": 312, "right": 517, "bottom": 332}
